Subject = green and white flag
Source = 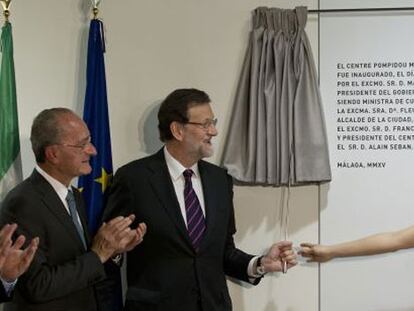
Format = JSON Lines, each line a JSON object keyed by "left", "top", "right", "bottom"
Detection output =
{"left": 0, "top": 22, "right": 22, "bottom": 205}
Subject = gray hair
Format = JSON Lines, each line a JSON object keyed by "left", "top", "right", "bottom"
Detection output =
{"left": 30, "top": 107, "right": 74, "bottom": 163}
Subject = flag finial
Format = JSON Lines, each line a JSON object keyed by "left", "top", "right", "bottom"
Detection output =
{"left": 0, "top": 0, "right": 11, "bottom": 22}
{"left": 90, "top": 0, "right": 101, "bottom": 19}
{"left": 93, "top": 7, "right": 99, "bottom": 19}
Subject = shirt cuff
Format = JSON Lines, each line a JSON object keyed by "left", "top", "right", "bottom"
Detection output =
{"left": 1, "top": 277, "right": 17, "bottom": 296}
{"left": 247, "top": 255, "right": 262, "bottom": 282}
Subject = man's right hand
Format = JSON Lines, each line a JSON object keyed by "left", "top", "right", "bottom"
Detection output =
{"left": 0, "top": 223, "right": 39, "bottom": 282}
{"left": 91, "top": 215, "right": 146, "bottom": 263}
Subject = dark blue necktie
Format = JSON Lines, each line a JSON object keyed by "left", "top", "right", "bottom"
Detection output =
{"left": 66, "top": 190, "right": 87, "bottom": 250}
{"left": 183, "top": 169, "right": 206, "bottom": 251}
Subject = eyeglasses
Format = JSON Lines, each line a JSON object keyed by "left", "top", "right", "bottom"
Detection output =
{"left": 183, "top": 118, "right": 218, "bottom": 130}
{"left": 56, "top": 138, "right": 93, "bottom": 151}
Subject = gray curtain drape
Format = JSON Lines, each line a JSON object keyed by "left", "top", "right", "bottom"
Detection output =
{"left": 222, "top": 6, "right": 331, "bottom": 186}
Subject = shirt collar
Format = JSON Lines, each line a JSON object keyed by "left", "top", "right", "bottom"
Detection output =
{"left": 35, "top": 165, "right": 71, "bottom": 201}
{"left": 163, "top": 146, "right": 200, "bottom": 181}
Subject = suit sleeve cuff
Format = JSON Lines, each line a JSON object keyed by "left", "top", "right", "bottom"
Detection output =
{"left": 86, "top": 251, "right": 107, "bottom": 283}
{"left": 1, "top": 277, "right": 17, "bottom": 296}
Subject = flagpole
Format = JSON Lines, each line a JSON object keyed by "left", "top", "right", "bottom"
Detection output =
{"left": 93, "top": 7, "right": 99, "bottom": 19}
{"left": 3, "top": 9, "right": 9, "bottom": 23}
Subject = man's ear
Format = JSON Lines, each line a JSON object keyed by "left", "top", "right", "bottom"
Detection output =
{"left": 44, "top": 145, "right": 60, "bottom": 165}
{"left": 170, "top": 121, "right": 184, "bottom": 141}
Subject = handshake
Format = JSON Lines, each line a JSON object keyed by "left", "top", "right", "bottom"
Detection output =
{"left": 260, "top": 241, "right": 331, "bottom": 275}
{"left": 0, "top": 220, "right": 328, "bottom": 285}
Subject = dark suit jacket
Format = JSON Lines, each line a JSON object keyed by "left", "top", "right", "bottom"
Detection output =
{"left": 0, "top": 284, "right": 10, "bottom": 303}
{"left": 104, "top": 149, "right": 258, "bottom": 311}
{"left": 0, "top": 170, "right": 106, "bottom": 311}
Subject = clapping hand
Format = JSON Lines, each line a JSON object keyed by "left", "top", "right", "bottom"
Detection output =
{"left": 91, "top": 215, "right": 146, "bottom": 263}
{"left": 0, "top": 224, "right": 39, "bottom": 282}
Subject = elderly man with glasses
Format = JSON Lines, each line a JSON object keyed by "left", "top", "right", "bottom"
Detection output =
{"left": 0, "top": 108, "right": 146, "bottom": 311}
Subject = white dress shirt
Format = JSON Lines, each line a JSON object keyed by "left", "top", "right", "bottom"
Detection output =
{"left": 35, "top": 166, "right": 83, "bottom": 225}
{"left": 163, "top": 147, "right": 206, "bottom": 227}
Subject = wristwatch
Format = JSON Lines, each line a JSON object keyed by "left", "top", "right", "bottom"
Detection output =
{"left": 256, "top": 256, "right": 267, "bottom": 276}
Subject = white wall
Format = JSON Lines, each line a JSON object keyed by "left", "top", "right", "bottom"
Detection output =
{"left": 3, "top": 1, "right": 321, "bottom": 310}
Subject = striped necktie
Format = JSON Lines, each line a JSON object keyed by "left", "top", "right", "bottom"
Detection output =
{"left": 183, "top": 169, "right": 206, "bottom": 251}
{"left": 66, "top": 190, "right": 87, "bottom": 250}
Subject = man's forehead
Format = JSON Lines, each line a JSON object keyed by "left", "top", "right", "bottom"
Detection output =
{"left": 57, "top": 111, "right": 81, "bottom": 123}
{"left": 58, "top": 114, "right": 89, "bottom": 137}
{"left": 188, "top": 103, "right": 214, "bottom": 116}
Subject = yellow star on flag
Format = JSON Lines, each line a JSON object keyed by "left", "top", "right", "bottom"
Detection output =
{"left": 94, "top": 167, "right": 113, "bottom": 193}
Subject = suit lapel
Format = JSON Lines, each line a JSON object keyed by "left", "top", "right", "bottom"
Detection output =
{"left": 30, "top": 170, "right": 88, "bottom": 250}
{"left": 147, "top": 150, "right": 193, "bottom": 250}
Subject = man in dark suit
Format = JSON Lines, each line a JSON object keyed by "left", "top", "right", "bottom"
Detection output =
{"left": 0, "top": 223, "right": 38, "bottom": 302}
{"left": 0, "top": 108, "right": 146, "bottom": 311}
{"left": 104, "top": 89, "right": 297, "bottom": 311}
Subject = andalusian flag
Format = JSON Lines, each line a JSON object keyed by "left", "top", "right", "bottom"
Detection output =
{"left": 78, "top": 19, "right": 113, "bottom": 234}
{"left": 0, "top": 22, "right": 22, "bottom": 206}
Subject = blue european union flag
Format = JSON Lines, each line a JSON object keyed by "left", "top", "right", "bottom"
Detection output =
{"left": 78, "top": 19, "right": 122, "bottom": 311}
{"left": 78, "top": 19, "right": 113, "bottom": 235}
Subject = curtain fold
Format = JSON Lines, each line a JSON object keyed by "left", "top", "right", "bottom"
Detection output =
{"left": 222, "top": 6, "right": 331, "bottom": 186}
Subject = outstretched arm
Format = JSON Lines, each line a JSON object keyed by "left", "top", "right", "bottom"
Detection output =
{"left": 300, "top": 225, "right": 414, "bottom": 262}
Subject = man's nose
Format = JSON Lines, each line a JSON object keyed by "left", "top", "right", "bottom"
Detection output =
{"left": 86, "top": 142, "right": 97, "bottom": 156}
{"left": 208, "top": 124, "right": 218, "bottom": 136}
